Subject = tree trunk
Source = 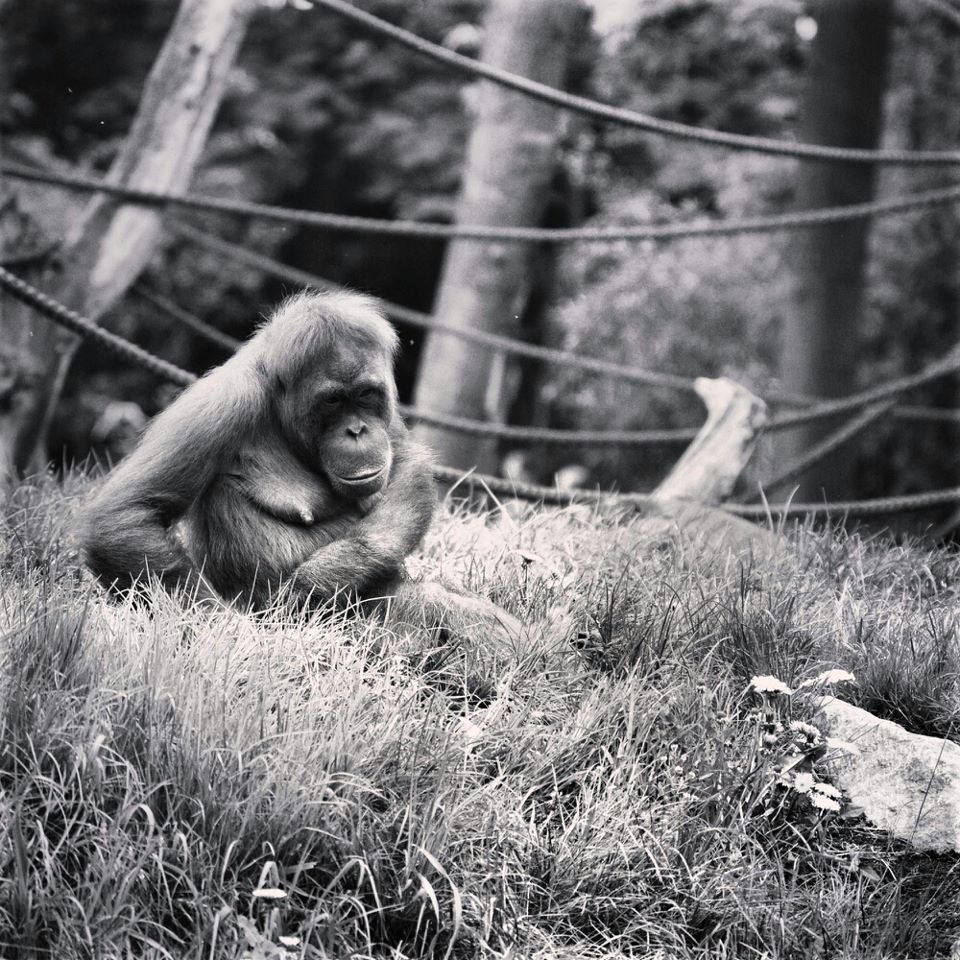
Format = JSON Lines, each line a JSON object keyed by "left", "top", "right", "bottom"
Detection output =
{"left": 868, "top": 5, "right": 960, "bottom": 527}
{"left": 412, "top": 0, "right": 581, "bottom": 473}
{"left": 777, "top": 0, "right": 893, "bottom": 499}
{"left": 0, "top": 0, "right": 253, "bottom": 478}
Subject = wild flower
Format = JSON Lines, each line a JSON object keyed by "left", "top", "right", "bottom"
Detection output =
{"left": 809, "top": 790, "right": 842, "bottom": 812}
{"left": 788, "top": 720, "right": 823, "bottom": 744}
{"left": 742, "top": 673, "right": 845, "bottom": 823}
{"left": 749, "top": 675, "right": 794, "bottom": 695}
{"left": 793, "top": 772, "right": 815, "bottom": 794}
{"left": 798, "top": 669, "right": 857, "bottom": 689}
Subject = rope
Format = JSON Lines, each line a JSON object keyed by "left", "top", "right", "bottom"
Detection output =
{"left": 395, "top": 404, "right": 696, "bottom": 445}
{"left": 893, "top": 405, "right": 960, "bottom": 423}
{"left": 11, "top": 158, "right": 960, "bottom": 424}
{"left": 128, "top": 256, "right": 959, "bottom": 444}
{"left": 431, "top": 465, "right": 654, "bottom": 508}
{"left": 3, "top": 265, "right": 956, "bottom": 518}
{"left": 7, "top": 161, "right": 960, "bottom": 243}
{"left": 137, "top": 250, "right": 954, "bottom": 446}
{"left": 432, "top": 465, "right": 960, "bottom": 518}
{"left": 750, "top": 401, "right": 894, "bottom": 499}
{"left": 729, "top": 487, "right": 960, "bottom": 519}
{"left": 0, "top": 265, "right": 195, "bottom": 387}
{"left": 768, "top": 347, "right": 960, "bottom": 428}
{"left": 0, "top": 260, "right": 696, "bottom": 446}
{"left": 309, "top": 0, "right": 960, "bottom": 167}
{"left": 171, "top": 221, "right": 960, "bottom": 432}
{"left": 132, "top": 283, "right": 242, "bottom": 352}
{"left": 168, "top": 220, "right": 699, "bottom": 392}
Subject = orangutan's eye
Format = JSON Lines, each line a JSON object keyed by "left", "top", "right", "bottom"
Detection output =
{"left": 317, "top": 392, "right": 341, "bottom": 410}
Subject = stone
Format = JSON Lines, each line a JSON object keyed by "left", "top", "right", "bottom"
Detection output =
{"left": 814, "top": 696, "right": 960, "bottom": 853}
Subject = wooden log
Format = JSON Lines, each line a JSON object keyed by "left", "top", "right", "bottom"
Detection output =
{"left": 634, "top": 377, "right": 779, "bottom": 557}
{"left": 60, "top": 0, "right": 254, "bottom": 319}
{"left": 653, "top": 376, "right": 767, "bottom": 505}
{"left": 3, "top": 0, "right": 254, "bottom": 476}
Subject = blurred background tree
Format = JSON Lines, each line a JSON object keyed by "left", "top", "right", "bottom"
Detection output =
{"left": 1, "top": 0, "right": 957, "bottom": 518}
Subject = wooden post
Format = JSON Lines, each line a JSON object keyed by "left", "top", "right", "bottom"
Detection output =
{"left": 637, "top": 377, "right": 780, "bottom": 557}
{"left": 412, "top": 0, "right": 581, "bottom": 473}
{"left": 1, "top": 0, "right": 254, "bottom": 476}
{"left": 778, "top": 0, "right": 893, "bottom": 499}
{"left": 652, "top": 377, "right": 767, "bottom": 505}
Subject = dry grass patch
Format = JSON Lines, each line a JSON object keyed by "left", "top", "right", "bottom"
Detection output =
{"left": 1, "top": 474, "right": 958, "bottom": 958}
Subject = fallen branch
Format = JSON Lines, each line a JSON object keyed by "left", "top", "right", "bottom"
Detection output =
{"left": 653, "top": 376, "right": 768, "bottom": 505}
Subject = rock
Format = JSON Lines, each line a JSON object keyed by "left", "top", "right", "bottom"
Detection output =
{"left": 815, "top": 696, "right": 960, "bottom": 853}
{"left": 634, "top": 500, "right": 784, "bottom": 559}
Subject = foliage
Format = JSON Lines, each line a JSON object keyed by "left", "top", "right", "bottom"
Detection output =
{"left": 526, "top": 1, "right": 959, "bottom": 499}
{"left": 2, "top": 0, "right": 957, "bottom": 498}
{"left": 854, "top": 10, "right": 960, "bottom": 498}
{"left": 545, "top": 169, "right": 792, "bottom": 490}
{"left": 521, "top": 0, "right": 807, "bottom": 489}
{"left": 1, "top": 476, "right": 960, "bottom": 957}
{"left": 3, "top": 0, "right": 486, "bottom": 439}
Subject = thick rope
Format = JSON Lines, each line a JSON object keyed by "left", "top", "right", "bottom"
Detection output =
{"left": 309, "top": 0, "right": 960, "bottom": 167}
{"left": 732, "top": 487, "right": 960, "bottom": 518}
{"left": 139, "top": 270, "right": 700, "bottom": 444}
{"left": 432, "top": 465, "right": 960, "bottom": 517}
{"left": 168, "top": 220, "right": 698, "bottom": 392}
{"left": 171, "top": 221, "right": 960, "bottom": 432}
{"left": 7, "top": 161, "right": 960, "bottom": 243}
{"left": 128, "top": 270, "right": 960, "bottom": 445}
{"left": 432, "top": 465, "right": 654, "bottom": 508}
{"left": 396, "top": 405, "right": 696, "bottom": 445}
{"left": 134, "top": 258, "right": 703, "bottom": 445}
{"left": 0, "top": 242, "right": 60, "bottom": 268}
{"left": 893, "top": 405, "right": 960, "bottom": 423}
{"left": 769, "top": 348, "right": 960, "bottom": 428}
{"left": 0, "top": 265, "right": 195, "bottom": 388}
{"left": 0, "top": 260, "right": 696, "bottom": 445}
{"left": 3, "top": 264, "right": 956, "bottom": 518}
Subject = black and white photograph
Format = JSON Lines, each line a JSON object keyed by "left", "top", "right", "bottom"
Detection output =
{"left": 1, "top": 0, "right": 959, "bottom": 956}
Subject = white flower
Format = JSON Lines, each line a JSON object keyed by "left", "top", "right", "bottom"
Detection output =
{"left": 793, "top": 772, "right": 815, "bottom": 794}
{"left": 789, "top": 720, "right": 822, "bottom": 741}
{"left": 793, "top": 773, "right": 813, "bottom": 793}
{"left": 817, "top": 669, "right": 855, "bottom": 685}
{"left": 749, "top": 675, "right": 794, "bottom": 695}
{"left": 810, "top": 792, "right": 841, "bottom": 812}
{"left": 811, "top": 782, "right": 842, "bottom": 800}
{"left": 458, "top": 717, "right": 484, "bottom": 743}
{"left": 279, "top": 936, "right": 301, "bottom": 947}
{"left": 799, "top": 669, "right": 857, "bottom": 688}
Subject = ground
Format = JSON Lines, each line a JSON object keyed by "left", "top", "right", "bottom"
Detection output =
{"left": 1, "top": 473, "right": 959, "bottom": 959}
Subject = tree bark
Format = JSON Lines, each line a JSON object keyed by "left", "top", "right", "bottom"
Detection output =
{"left": 778, "top": 0, "right": 893, "bottom": 499}
{"left": 412, "top": 0, "right": 581, "bottom": 473}
{"left": 1, "top": 0, "right": 253, "bottom": 478}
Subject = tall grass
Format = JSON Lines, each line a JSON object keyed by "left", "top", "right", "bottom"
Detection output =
{"left": 1, "top": 474, "right": 958, "bottom": 958}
